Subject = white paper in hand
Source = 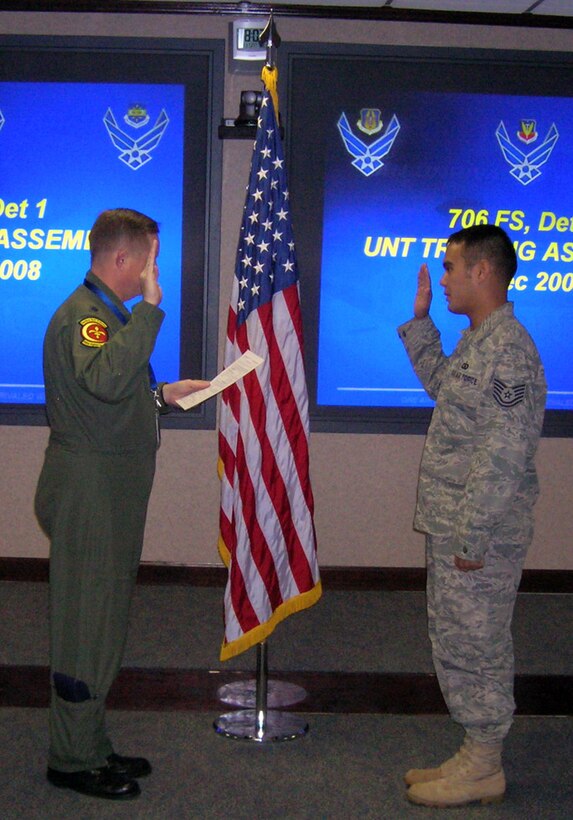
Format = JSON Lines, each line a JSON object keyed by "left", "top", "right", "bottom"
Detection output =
{"left": 176, "top": 350, "right": 264, "bottom": 410}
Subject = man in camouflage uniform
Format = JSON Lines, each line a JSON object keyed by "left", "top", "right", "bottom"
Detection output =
{"left": 397, "top": 224, "right": 546, "bottom": 808}
{"left": 35, "top": 209, "right": 208, "bottom": 800}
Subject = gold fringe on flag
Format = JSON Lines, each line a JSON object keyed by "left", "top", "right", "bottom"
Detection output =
{"left": 261, "top": 64, "right": 279, "bottom": 118}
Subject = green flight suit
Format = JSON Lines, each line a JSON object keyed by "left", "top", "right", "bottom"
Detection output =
{"left": 35, "top": 270, "right": 165, "bottom": 772}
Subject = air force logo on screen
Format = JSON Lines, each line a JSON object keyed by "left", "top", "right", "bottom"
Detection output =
{"left": 495, "top": 118, "right": 559, "bottom": 185}
{"left": 337, "top": 109, "right": 400, "bottom": 177}
{"left": 103, "top": 104, "right": 169, "bottom": 170}
{"left": 0, "top": 110, "right": 5, "bottom": 133}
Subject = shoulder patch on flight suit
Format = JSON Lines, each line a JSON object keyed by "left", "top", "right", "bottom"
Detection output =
{"left": 493, "top": 378, "right": 526, "bottom": 408}
{"left": 79, "top": 316, "right": 109, "bottom": 347}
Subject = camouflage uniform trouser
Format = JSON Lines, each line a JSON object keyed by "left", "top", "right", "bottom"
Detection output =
{"left": 426, "top": 528, "right": 531, "bottom": 744}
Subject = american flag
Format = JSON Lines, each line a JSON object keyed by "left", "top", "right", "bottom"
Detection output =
{"left": 218, "top": 77, "right": 322, "bottom": 661}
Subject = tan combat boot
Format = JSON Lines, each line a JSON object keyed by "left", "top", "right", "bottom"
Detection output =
{"left": 404, "top": 734, "right": 473, "bottom": 786}
{"left": 406, "top": 738, "right": 505, "bottom": 808}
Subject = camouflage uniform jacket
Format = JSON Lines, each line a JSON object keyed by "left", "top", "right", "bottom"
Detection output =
{"left": 398, "top": 302, "right": 547, "bottom": 562}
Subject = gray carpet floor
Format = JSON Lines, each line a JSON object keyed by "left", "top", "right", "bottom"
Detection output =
{"left": 0, "top": 710, "right": 571, "bottom": 818}
{"left": 2, "top": 582, "right": 572, "bottom": 674}
{"left": 1, "top": 581, "right": 572, "bottom": 817}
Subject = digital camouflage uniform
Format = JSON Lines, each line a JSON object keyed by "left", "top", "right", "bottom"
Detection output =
{"left": 398, "top": 302, "right": 546, "bottom": 743}
{"left": 35, "top": 270, "right": 165, "bottom": 772}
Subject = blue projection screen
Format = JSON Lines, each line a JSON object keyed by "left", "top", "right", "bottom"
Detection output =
{"left": 283, "top": 45, "right": 573, "bottom": 435}
{"left": 0, "top": 81, "right": 184, "bottom": 404}
{"left": 0, "top": 36, "right": 223, "bottom": 427}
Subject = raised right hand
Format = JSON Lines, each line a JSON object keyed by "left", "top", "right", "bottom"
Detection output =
{"left": 140, "top": 237, "right": 162, "bottom": 307}
{"left": 414, "top": 263, "right": 432, "bottom": 319}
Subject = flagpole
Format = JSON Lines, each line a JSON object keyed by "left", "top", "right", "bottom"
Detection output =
{"left": 216, "top": 10, "right": 308, "bottom": 716}
{"left": 259, "top": 11, "right": 281, "bottom": 70}
{"left": 214, "top": 11, "right": 319, "bottom": 743}
{"left": 255, "top": 640, "right": 268, "bottom": 736}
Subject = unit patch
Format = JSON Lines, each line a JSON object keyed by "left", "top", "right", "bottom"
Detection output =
{"left": 493, "top": 378, "right": 526, "bottom": 408}
{"left": 79, "top": 317, "right": 109, "bottom": 347}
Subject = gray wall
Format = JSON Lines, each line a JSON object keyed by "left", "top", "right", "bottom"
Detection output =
{"left": 1, "top": 9, "right": 572, "bottom": 569}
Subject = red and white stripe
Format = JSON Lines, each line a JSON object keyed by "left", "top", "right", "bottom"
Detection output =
{"left": 218, "top": 280, "right": 321, "bottom": 660}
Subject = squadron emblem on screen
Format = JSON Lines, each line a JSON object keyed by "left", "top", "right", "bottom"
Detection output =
{"left": 103, "top": 104, "right": 170, "bottom": 170}
{"left": 495, "top": 118, "right": 559, "bottom": 186}
{"left": 123, "top": 102, "right": 150, "bottom": 129}
{"left": 337, "top": 108, "right": 400, "bottom": 177}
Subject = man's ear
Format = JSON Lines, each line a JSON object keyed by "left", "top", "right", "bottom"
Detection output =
{"left": 474, "top": 257, "right": 493, "bottom": 284}
{"left": 114, "top": 247, "right": 127, "bottom": 269}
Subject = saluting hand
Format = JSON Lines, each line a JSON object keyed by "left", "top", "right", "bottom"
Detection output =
{"left": 140, "top": 238, "right": 162, "bottom": 307}
{"left": 414, "top": 263, "right": 432, "bottom": 319}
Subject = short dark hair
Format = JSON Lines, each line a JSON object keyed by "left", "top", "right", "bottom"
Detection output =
{"left": 447, "top": 224, "right": 517, "bottom": 287}
{"left": 89, "top": 208, "right": 159, "bottom": 262}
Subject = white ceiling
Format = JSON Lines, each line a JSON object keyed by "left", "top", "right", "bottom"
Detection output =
{"left": 386, "top": 0, "right": 571, "bottom": 14}
{"left": 246, "top": 0, "right": 572, "bottom": 16}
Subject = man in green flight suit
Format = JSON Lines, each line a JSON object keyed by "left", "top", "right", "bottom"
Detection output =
{"left": 35, "top": 208, "right": 209, "bottom": 800}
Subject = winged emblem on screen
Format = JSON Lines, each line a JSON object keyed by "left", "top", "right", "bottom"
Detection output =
{"left": 337, "top": 111, "right": 400, "bottom": 177}
{"left": 0, "top": 110, "right": 5, "bottom": 133}
{"left": 495, "top": 120, "right": 559, "bottom": 186}
{"left": 103, "top": 106, "right": 169, "bottom": 170}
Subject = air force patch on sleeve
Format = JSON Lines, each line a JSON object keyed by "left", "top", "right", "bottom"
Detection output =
{"left": 79, "top": 317, "right": 109, "bottom": 347}
{"left": 493, "top": 378, "right": 526, "bottom": 408}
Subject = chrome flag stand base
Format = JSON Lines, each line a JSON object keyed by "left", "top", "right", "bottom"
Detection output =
{"left": 217, "top": 680, "right": 307, "bottom": 708}
{"left": 213, "top": 641, "right": 309, "bottom": 743}
{"left": 214, "top": 709, "right": 309, "bottom": 743}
